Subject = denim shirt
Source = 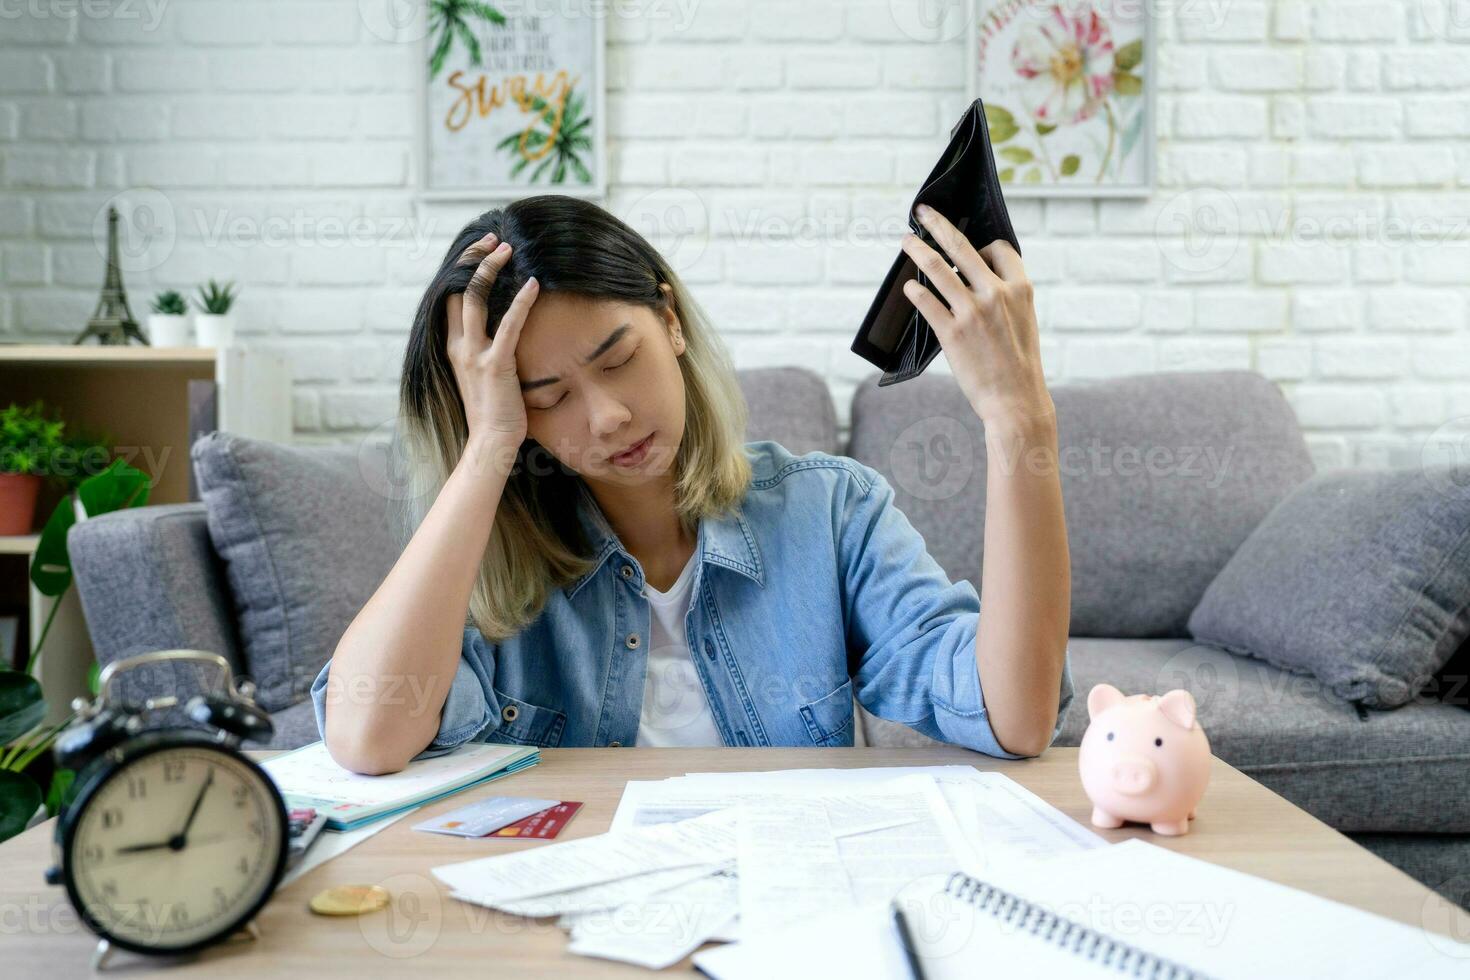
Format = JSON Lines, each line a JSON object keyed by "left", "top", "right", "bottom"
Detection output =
{"left": 311, "top": 440, "right": 1073, "bottom": 760}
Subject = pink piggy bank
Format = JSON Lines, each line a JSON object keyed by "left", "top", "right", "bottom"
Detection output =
{"left": 1078, "top": 683, "right": 1211, "bottom": 836}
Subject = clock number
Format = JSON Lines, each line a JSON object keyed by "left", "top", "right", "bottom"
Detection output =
{"left": 101, "top": 807, "right": 123, "bottom": 830}
{"left": 232, "top": 783, "right": 249, "bottom": 808}
{"left": 162, "top": 758, "right": 186, "bottom": 783}
{"left": 84, "top": 843, "right": 103, "bottom": 862}
{"left": 214, "top": 886, "right": 229, "bottom": 915}
{"left": 101, "top": 879, "right": 118, "bottom": 899}
{"left": 236, "top": 854, "right": 250, "bottom": 876}
{"left": 126, "top": 775, "right": 147, "bottom": 800}
{"left": 248, "top": 818, "right": 263, "bottom": 839}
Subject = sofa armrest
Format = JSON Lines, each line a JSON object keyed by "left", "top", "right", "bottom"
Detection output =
{"left": 69, "top": 503, "right": 246, "bottom": 714}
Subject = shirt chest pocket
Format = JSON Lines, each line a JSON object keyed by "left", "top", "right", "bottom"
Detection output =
{"left": 798, "top": 677, "right": 855, "bottom": 747}
{"left": 486, "top": 687, "right": 567, "bottom": 748}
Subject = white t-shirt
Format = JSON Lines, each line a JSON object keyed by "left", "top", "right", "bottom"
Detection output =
{"left": 635, "top": 548, "right": 725, "bottom": 747}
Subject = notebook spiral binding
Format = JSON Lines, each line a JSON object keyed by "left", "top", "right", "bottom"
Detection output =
{"left": 942, "top": 871, "right": 1213, "bottom": 980}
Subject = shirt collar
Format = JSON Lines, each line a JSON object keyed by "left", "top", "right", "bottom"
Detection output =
{"left": 564, "top": 478, "right": 764, "bottom": 598}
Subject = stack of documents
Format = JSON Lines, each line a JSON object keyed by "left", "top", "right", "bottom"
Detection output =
{"left": 429, "top": 765, "right": 1102, "bottom": 970}
{"left": 262, "top": 741, "right": 539, "bottom": 831}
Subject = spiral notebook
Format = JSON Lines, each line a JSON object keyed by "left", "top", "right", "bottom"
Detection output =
{"left": 694, "top": 839, "right": 1466, "bottom": 979}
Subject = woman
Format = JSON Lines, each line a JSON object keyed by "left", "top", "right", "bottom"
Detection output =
{"left": 312, "top": 195, "right": 1071, "bottom": 774}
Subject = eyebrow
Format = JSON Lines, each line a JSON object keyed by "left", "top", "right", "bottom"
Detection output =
{"left": 521, "top": 324, "right": 632, "bottom": 391}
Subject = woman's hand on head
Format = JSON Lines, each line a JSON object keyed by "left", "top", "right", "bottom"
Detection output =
{"left": 446, "top": 231, "right": 540, "bottom": 451}
{"left": 899, "top": 205, "right": 1054, "bottom": 430}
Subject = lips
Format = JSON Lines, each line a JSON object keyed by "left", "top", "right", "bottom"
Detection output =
{"left": 610, "top": 433, "right": 653, "bottom": 464}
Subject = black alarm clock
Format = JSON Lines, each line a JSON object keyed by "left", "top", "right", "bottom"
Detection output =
{"left": 43, "top": 650, "right": 288, "bottom": 970}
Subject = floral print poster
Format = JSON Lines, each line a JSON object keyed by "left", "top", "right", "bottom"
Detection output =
{"left": 970, "top": 0, "right": 1154, "bottom": 196}
{"left": 420, "top": 1, "right": 605, "bottom": 199}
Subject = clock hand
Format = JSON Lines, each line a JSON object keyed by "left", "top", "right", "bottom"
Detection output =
{"left": 173, "top": 768, "right": 215, "bottom": 848}
{"left": 115, "top": 840, "right": 174, "bottom": 854}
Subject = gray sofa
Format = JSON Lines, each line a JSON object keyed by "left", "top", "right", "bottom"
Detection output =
{"left": 68, "top": 367, "right": 1470, "bottom": 903}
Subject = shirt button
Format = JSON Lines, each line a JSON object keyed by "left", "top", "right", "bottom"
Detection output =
{"left": 501, "top": 704, "right": 519, "bottom": 722}
{"left": 621, "top": 564, "right": 634, "bottom": 579}
{"left": 609, "top": 740, "right": 622, "bottom": 748}
{"left": 626, "top": 632, "right": 640, "bottom": 649}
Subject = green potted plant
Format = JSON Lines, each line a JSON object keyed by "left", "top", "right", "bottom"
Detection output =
{"left": 147, "top": 290, "right": 191, "bottom": 347}
{"left": 0, "top": 456, "right": 151, "bottom": 841}
{"left": 0, "top": 401, "right": 67, "bottom": 536}
{"left": 193, "top": 279, "right": 239, "bottom": 348}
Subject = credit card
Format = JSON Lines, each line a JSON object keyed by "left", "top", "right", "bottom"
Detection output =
{"left": 488, "top": 801, "right": 584, "bottom": 839}
{"left": 413, "top": 796, "right": 562, "bottom": 838}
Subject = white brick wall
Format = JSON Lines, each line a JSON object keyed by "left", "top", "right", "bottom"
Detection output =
{"left": 2, "top": 0, "right": 1468, "bottom": 470}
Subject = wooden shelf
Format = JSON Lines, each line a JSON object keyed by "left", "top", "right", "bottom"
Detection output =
{"left": 0, "top": 344, "right": 220, "bottom": 367}
{"left": 0, "top": 536, "right": 41, "bottom": 556}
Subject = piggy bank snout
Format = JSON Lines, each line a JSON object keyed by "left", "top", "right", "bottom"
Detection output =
{"left": 1110, "top": 755, "right": 1158, "bottom": 796}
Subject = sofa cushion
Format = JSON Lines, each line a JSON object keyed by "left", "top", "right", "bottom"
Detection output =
{"left": 847, "top": 370, "right": 1315, "bottom": 637}
{"left": 1188, "top": 466, "right": 1470, "bottom": 708}
{"left": 191, "top": 432, "right": 400, "bottom": 711}
{"left": 861, "top": 638, "right": 1470, "bottom": 833}
{"left": 739, "top": 366, "right": 838, "bottom": 455}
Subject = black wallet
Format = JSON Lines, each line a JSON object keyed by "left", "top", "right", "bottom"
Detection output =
{"left": 850, "top": 97, "right": 1021, "bottom": 387}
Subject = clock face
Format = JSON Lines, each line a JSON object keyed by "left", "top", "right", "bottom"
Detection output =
{"left": 65, "top": 744, "right": 287, "bottom": 952}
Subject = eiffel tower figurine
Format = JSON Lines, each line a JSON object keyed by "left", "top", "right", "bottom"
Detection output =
{"left": 73, "top": 205, "right": 149, "bottom": 345}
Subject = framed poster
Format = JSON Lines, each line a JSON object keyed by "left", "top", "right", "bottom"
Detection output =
{"left": 968, "top": 0, "right": 1155, "bottom": 198}
{"left": 416, "top": 2, "right": 606, "bottom": 200}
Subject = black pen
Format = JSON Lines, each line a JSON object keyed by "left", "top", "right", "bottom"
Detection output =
{"left": 891, "top": 901, "right": 928, "bottom": 980}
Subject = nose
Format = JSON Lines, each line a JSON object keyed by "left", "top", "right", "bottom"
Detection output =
{"left": 585, "top": 385, "right": 632, "bottom": 441}
{"left": 1110, "top": 756, "right": 1158, "bottom": 796}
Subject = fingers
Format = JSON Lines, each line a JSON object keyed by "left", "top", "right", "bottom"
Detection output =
{"left": 913, "top": 204, "right": 998, "bottom": 290}
{"left": 901, "top": 278, "right": 954, "bottom": 333}
{"left": 450, "top": 232, "right": 513, "bottom": 345}
{"left": 900, "top": 231, "right": 973, "bottom": 313}
{"left": 978, "top": 239, "right": 1027, "bottom": 283}
{"left": 489, "top": 277, "right": 540, "bottom": 363}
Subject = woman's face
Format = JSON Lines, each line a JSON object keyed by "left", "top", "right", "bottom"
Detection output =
{"left": 515, "top": 287, "right": 687, "bottom": 490}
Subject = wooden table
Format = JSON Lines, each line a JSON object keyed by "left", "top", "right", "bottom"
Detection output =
{"left": 2, "top": 747, "right": 1466, "bottom": 976}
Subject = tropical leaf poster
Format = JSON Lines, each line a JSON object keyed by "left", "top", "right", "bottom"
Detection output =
{"left": 421, "top": 1, "right": 604, "bottom": 197}
{"left": 969, "top": 0, "right": 1154, "bottom": 197}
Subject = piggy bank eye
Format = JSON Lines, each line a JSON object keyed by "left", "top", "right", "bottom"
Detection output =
{"left": 1154, "top": 737, "right": 1163, "bottom": 747}
{"left": 1106, "top": 732, "right": 1114, "bottom": 741}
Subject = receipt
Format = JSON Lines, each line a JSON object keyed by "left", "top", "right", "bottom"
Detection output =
{"left": 431, "top": 808, "right": 737, "bottom": 904}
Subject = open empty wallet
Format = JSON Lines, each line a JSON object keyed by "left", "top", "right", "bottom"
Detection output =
{"left": 850, "top": 97, "right": 1022, "bottom": 387}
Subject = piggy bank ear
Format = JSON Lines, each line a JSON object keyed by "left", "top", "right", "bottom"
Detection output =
{"left": 1158, "top": 689, "right": 1197, "bottom": 730}
{"left": 1087, "top": 683, "right": 1125, "bottom": 719}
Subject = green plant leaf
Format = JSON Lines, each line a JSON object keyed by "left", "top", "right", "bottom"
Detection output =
{"left": 86, "top": 661, "right": 100, "bottom": 697}
{"left": 1060, "top": 154, "right": 1081, "bottom": 176}
{"left": 0, "top": 769, "right": 43, "bottom": 842}
{"left": 1113, "top": 71, "right": 1143, "bottom": 96}
{"left": 1023, "top": 169, "right": 1042, "bottom": 184}
{"left": 45, "top": 766, "right": 75, "bottom": 819}
{"left": 1115, "top": 39, "right": 1143, "bottom": 72}
{"left": 1000, "top": 147, "right": 1034, "bottom": 164}
{"left": 77, "top": 457, "right": 150, "bottom": 518}
{"left": 1036, "top": 122, "right": 1057, "bottom": 136}
{"left": 984, "top": 104, "right": 1019, "bottom": 142}
{"left": 999, "top": 167, "right": 1015, "bottom": 182}
{"left": 0, "top": 671, "right": 45, "bottom": 745}
{"left": 29, "top": 494, "right": 75, "bottom": 598}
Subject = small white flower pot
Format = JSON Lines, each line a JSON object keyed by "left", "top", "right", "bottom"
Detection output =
{"left": 147, "top": 313, "right": 192, "bottom": 347}
{"left": 195, "top": 313, "right": 237, "bottom": 349}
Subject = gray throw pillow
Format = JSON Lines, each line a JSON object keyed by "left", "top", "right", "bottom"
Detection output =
{"left": 1187, "top": 466, "right": 1470, "bottom": 708}
{"left": 191, "top": 432, "right": 401, "bottom": 711}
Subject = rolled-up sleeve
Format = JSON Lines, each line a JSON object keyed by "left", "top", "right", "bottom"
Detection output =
{"left": 309, "top": 626, "right": 502, "bottom": 762}
{"left": 838, "top": 466, "right": 1074, "bottom": 758}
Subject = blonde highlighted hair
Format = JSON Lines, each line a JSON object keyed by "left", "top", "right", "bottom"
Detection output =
{"left": 393, "top": 195, "right": 751, "bottom": 641}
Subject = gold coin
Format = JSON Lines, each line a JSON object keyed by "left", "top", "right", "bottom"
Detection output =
{"left": 309, "top": 884, "right": 391, "bottom": 916}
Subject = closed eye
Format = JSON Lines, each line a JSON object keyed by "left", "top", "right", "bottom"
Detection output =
{"left": 529, "top": 349, "right": 637, "bottom": 410}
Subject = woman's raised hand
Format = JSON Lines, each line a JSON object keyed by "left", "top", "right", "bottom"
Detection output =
{"left": 445, "top": 231, "right": 540, "bottom": 451}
